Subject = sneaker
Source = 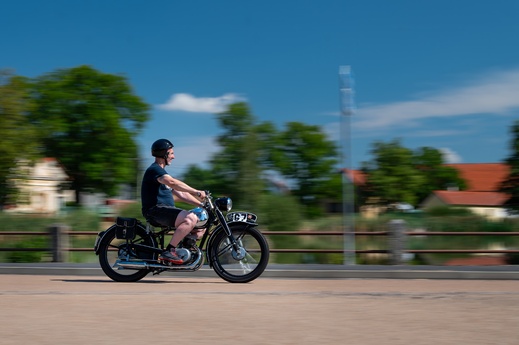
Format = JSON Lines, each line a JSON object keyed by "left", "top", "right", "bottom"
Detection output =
{"left": 158, "top": 249, "right": 184, "bottom": 265}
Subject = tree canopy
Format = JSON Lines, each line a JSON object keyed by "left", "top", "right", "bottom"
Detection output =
{"left": 0, "top": 71, "right": 39, "bottom": 206}
{"left": 5, "top": 64, "right": 507, "bottom": 218}
{"left": 413, "top": 146, "right": 466, "bottom": 202}
{"left": 210, "top": 102, "right": 263, "bottom": 208}
{"left": 269, "top": 122, "right": 339, "bottom": 215}
{"left": 362, "top": 139, "right": 424, "bottom": 205}
{"left": 182, "top": 104, "right": 340, "bottom": 215}
{"left": 361, "top": 139, "right": 465, "bottom": 206}
{"left": 28, "top": 65, "right": 150, "bottom": 202}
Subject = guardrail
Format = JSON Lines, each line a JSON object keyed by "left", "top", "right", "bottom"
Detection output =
{"left": 1, "top": 221, "right": 519, "bottom": 263}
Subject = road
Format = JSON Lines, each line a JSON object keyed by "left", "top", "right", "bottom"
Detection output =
{"left": 1, "top": 274, "right": 519, "bottom": 345}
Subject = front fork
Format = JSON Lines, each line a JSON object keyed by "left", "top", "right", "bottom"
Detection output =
{"left": 215, "top": 209, "right": 242, "bottom": 252}
{"left": 205, "top": 210, "right": 247, "bottom": 266}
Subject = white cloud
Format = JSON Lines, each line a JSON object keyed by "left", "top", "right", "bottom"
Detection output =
{"left": 157, "top": 93, "right": 245, "bottom": 113}
{"left": 407, "top": 129, "right": 468, "bottom": 138}
{"left": 440, "top": 148, "right": 462, "bottom": 164}
{"left": 354, "top": 68, "right": 519, "bottom": 131}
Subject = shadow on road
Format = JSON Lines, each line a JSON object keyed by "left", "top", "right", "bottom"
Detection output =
{"left": 53, "top": 278, "right": 226, "bottom": 284}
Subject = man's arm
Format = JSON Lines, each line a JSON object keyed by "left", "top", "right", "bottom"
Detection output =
{"left": 158, "top": 174, "right": 206, "bottom": 200}
{"left": 172, "top": 190, "right": 204, "bottom": 207}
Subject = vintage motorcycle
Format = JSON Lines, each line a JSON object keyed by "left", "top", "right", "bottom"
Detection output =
{"left": 94, "top": 192, "right": 269, "bottom": 283}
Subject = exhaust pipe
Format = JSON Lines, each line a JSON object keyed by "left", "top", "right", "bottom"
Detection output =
{"left": 115, "top": 251, "right": 204, "bottom": 271}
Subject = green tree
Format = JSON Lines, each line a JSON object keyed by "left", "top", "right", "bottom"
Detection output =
{"left": 182, "top": 124, "right": 271, "bottom": 204}
{"left": 210, "top": 102, "right": 264, "bottom": 209}
{"left": 183, "top": 104, "right": 341, "bottom": 217}
{"left": 500, "top": 120, "right": 519, "bottom": 214}
{"left": 361, "top": 139, "right": 466, "bottom": 207}
{"left": 254, "top": 121, "right": 280, "bottom": 172}
{"left": 0, "top": 71, "right": 39, "bottom": 207}
{"left": 28, "top": 65, "right": 150, "bottom": 203}
{"left": 271, "top": 122, "right": 339, "bottom": 216}
{"left": 413, "top": 147, "right": 466, "bottom": 202}
{"left": 362, "top": 139, "right": 424, "bottom": 206}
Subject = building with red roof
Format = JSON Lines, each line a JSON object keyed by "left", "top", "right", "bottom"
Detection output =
{"left": 346, "top": 163, "right": 512, "bottom": 219}
{"left": 420, "top": 163, "right": 510, "bottom": 219}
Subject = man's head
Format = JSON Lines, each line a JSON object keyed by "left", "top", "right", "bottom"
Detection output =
{"left": 151, "top": 139, "right": 174, "bottom": 163}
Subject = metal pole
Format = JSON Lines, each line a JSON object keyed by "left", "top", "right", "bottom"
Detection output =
{"left": 339, "top": 66, "right": 356, "bottom": 265}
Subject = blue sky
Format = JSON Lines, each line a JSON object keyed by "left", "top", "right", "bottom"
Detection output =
{"left": 3, "top": 0, "right": 519, "bottom": 175}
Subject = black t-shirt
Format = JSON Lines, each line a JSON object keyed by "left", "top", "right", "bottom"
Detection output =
{"left": 141, "top": 162, "right": 175, "bottom": 215}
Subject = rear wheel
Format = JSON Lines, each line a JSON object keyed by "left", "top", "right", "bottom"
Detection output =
{"left": 98, "top": 225, "right": 155, "bottom": 282}
{"left": 210, "top": 224, "right": 269, "bottom": 283}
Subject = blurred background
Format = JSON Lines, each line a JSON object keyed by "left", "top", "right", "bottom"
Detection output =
{"left": 2, "top": 1, "right": 519, "bottom": 265}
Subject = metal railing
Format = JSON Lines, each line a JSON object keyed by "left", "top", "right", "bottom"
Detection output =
{"left": 2, "top": 222, "right": 519, "bottom": 263}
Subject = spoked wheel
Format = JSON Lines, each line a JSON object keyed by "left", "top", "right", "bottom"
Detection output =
{"left": 210, "top": 225, "right": 269, "bottom": 283}
{"left": 98, "top": 225, "right": 156, "bottom": 282}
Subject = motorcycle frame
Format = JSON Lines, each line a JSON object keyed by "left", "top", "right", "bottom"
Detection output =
{"left": 94, "top": 205, "right": 258, "bottom": 270}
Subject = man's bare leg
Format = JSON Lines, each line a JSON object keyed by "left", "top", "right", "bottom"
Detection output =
{"left": 169, "top": 210, "right": 198, "bottom": 247}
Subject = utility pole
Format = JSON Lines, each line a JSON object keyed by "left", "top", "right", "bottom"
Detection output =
{"left": 339, "top": 66, "right": 356, "bottom": 265}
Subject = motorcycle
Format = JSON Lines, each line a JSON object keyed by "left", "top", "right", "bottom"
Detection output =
{"left": 94, "top": 192, "right": 269, "bottom": 283}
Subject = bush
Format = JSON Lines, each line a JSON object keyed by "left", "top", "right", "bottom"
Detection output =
{"left": 62, "top": 208, "right": 101, "bottom": 231}
{"left": 5, "top": 237, "right": 48, "bottom": 263}
{"left": 257, "top": 194, "right": 303, "bottom": 232}
{"left": 424, "top": 206, "right": 473, "bottom": 217}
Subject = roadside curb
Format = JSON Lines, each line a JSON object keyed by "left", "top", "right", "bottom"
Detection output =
{"left": 0, "top": 263, "right": 518, "bottom": 280}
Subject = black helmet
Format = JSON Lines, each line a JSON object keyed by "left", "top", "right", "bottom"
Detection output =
{"left": 151, "top": 139, "right": 174, "bottom": 160}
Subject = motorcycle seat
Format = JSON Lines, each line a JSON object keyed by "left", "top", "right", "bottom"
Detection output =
{"left": 145, "top": 218, "right": 175, "bottom": 230}
{"left": 146, "top": 218, "right": 165, "bottom": 227}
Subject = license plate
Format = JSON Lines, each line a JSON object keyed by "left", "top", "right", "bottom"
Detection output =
{"left": 227, "top": 212, "right": 258, "bottom": 224}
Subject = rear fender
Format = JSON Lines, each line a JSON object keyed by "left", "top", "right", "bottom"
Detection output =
{"left": 94, "top": 222, "right": 150, "bottom": 255}
{"left": 94, "top": 225, "right": 116, "bottom": 255}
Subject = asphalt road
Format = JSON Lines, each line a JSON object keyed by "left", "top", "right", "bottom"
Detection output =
{"left": 2, "top": 262, "right": 519, "bottom": 279}
{"left": 1, "top": 274, "right": 519, "bottom": 345}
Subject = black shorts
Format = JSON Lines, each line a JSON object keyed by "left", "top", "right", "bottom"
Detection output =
{"left": 145, "top": 205, "right": 183, "bottom": 227}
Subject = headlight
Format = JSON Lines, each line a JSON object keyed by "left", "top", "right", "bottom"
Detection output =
{"left": 215, "top": 197, "right": 232, "bottom": 212}
{"left": 189, "top": 207, "right": 209, "bottom": 228}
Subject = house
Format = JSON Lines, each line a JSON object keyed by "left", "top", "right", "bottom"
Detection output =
{"left": 7, "top": 158, "right": 74, "bottom": 214}
{"left": 346, "top": 163, "right": 512, "bottom": 219}
{"left": 420, "top": 163, "right": 510, "bottom": 220}
{"left": 420, "top": 190, "right": 509, "bottom": 219}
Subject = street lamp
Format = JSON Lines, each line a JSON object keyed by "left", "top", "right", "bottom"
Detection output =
{"left": 339, "top": 66, "right": 356, "bottom": 265}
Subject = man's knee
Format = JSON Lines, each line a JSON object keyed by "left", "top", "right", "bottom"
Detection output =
{"left": 186, "top": 212, "right": 199, "bottom": 228}
{"left": 177, "top": 212, "right": 198, "bottom": 229}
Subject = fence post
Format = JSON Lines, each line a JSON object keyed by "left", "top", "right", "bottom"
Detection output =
{"left": 388, "top": 219, "right": 407, "bottom": 265}
{"left": 49, "top": 224, "right": 70, "bottom": 262}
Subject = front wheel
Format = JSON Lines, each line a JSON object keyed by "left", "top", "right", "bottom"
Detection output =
{"left": 209, "top": 225, "right": 269, "bottom": 283}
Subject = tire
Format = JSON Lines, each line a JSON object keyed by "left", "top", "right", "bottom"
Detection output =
{"left": 209, "top": 224, "right": 269, "bottom": 283}
{"left": 98, "top": 225, "right": 155, "bottom": 282}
